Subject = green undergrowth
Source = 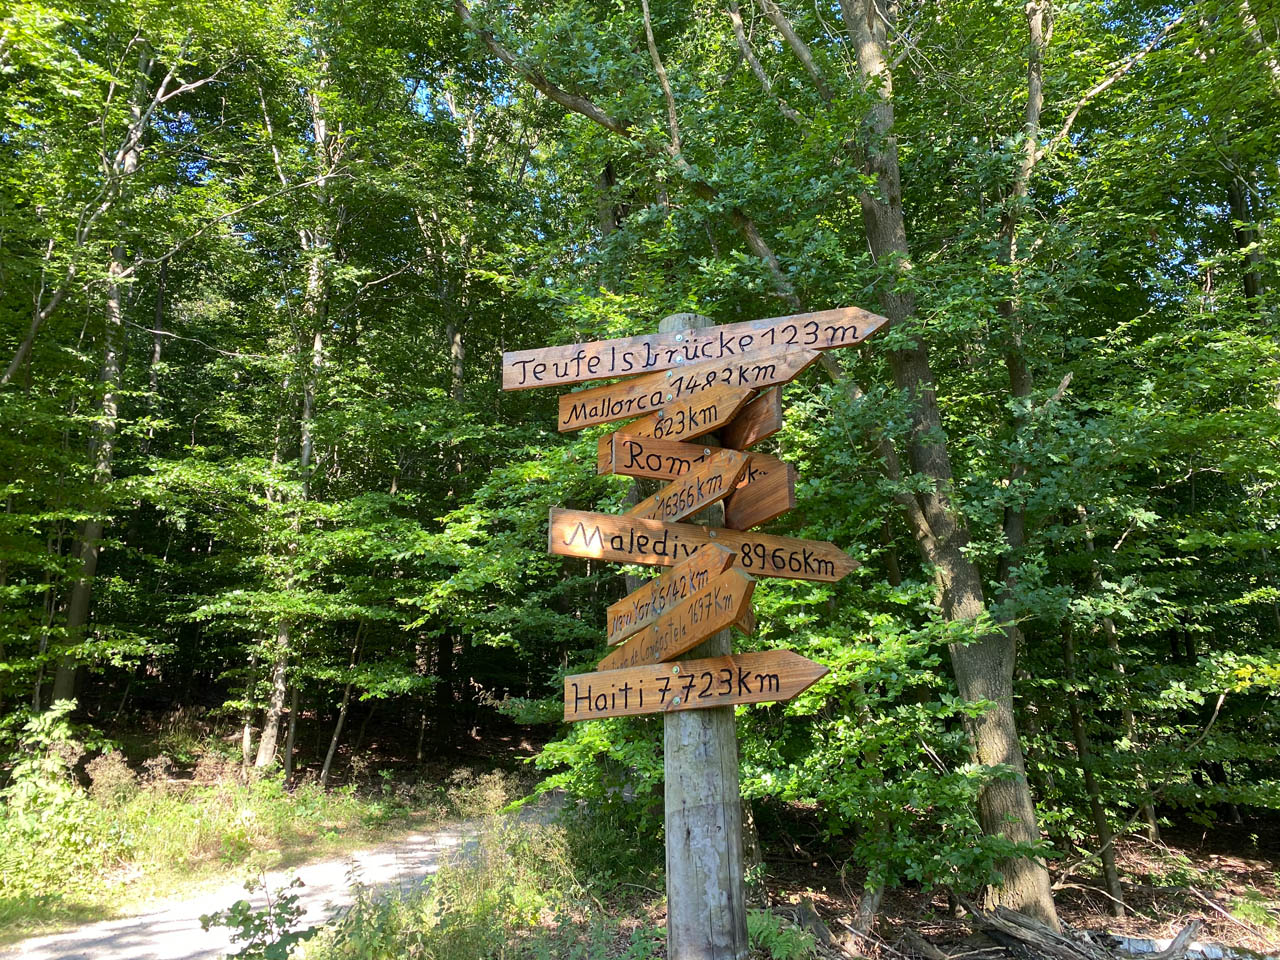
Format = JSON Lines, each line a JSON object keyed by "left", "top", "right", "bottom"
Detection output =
{"left": 0, "top": 704, "right": 522, "bottom": 942}
{"left": 290, "top": 803, "right": 816, "bottom": 960}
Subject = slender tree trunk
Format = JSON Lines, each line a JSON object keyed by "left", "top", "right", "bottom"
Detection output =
{"left": 283, "top": 685, "right": 299, "bottom": 780}
{"left": 51, "top": 47, "right": 158, "bottom": 703}
{"left": 321, "top": 681, "right": 352, "bottom": 788}
{"left": 1226, "top": 177, "right": 1263, "bottom": 302}
{"left": 254, "top": 621, "right": 291, "bottom": 767}
{"left": 1077, "top": 506, "right": 1160, "bottom": 840}
{"left": 321, "top": 627, "right": 361, "bottom": 788}
{"left": 838, "top": 0, "right": 1059, "bottom": 928}
{"left": 1063, "top": 624, "right": 1125, "bottom": 917}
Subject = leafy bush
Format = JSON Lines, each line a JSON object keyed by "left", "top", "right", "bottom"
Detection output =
{"left": 201, "top": 875, "right": 318, "bottom": 959}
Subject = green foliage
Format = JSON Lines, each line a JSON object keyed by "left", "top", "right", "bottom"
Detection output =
{"left": 302, "top": 819, "right": 581, "bottom": 959}
{"left": 2, "top": 0, "right": 1279, "bottom": 926}
{"left": 746, "top": 909, "right": 817, "bottom": 960}
{"left": 200, "top": 875, "right": 318, "bottom": 960}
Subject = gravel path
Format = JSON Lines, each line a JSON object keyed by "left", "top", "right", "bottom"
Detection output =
{"left": 1, "top": 803, "right": 553, "bottom": 960}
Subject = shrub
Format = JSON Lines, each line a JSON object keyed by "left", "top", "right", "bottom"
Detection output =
{"left": 86, "top": 752, "right": 139, "bottom": 803}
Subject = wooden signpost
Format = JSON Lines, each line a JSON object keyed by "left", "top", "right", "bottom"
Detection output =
{"left": 625, "top": 449, "right": 748, "bottom": 523}
{"left": 557, "top": 348, "right": 818, "bottom": 431}
{"left": 599, "top": 568, "right": 756, "bottom": 671}
{"left": 502, "top": 305, "right": 887, "bottom": 391}
{"left": 549, "top": 508, "right": 858, "bottom": 581}
{"left": 626, "top": 383, "right": 753, "bottom": 442}
{"left": 607, "top": 544, "right": 737, "bottom": 646}
{"left": 722, "top": 387, "right": 783, "bottom": 450}
{"left": 565, "top": 650, "right": 828, "bottom": 720}
{"left": 505, "top": 306, "right": 883, "bottom": 960}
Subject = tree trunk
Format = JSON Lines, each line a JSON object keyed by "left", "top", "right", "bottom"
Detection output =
{"left": 1063, "top": 624, "right": 1125, "bottom": 917}
{"left": 283, "top": 685, "right": 299, "bottom": 780}
{"left": 661, "top": 313, "right": 749, "bottom": 960}
{"left": 321, "top": 682, "right": 352, "bottom": 788}
{"left": 838, "top": 0, "right": 1059, "bottom": 929}
{"left": 51, "top": 47, "right": 157, "bottom": 700}
{"left": 254, "top": 621, "right": 290, "bottom": 768}
{"left": 1226, "top": 177, "right": 1263, "bottom": 302}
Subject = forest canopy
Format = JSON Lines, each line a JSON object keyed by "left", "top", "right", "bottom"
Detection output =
{"left": 0, "top": 0, "right": 1277, "bottom": 936}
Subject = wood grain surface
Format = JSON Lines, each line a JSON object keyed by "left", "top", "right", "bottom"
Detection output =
{"left": 563, "top": 650, "right": 829, "bottom": 720}
{"left": 503, "top": 305, "right": 888, "bottom": 391}
{"left": 549, "top": 508, "right": 858, "bottom": 582}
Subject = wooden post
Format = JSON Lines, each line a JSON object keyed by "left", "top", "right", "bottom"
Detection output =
{"left": 659, "top": 313, "right": 749, "bottom": 960}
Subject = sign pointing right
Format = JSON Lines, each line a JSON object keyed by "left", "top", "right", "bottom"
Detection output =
{"left": 564, "top": 650, "right": 829, "bottom": 721}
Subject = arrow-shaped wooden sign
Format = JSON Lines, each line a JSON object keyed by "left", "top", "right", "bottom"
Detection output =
{"left": 564, "top": 650, "right": 829, "bottom": 721}
{"left": 722, "top": 388, "right": 783, "bottom": 450}
{"left": 598, "top": 435, "right": 796, "bottom": 532}
{"left": 549, "top": 508, "right": 858, "bottom": 582}
{"left": 625, "top": 449, "right": 748, "bottom": 524}
{"left": 600, "top": 569, "right": 755, "bottom": 671}
{"left": 503, "top": 305, "right": 887, "bottom": 391}
{"left": 557, "top": 349, "right": 818, "bottom": 432}
{"left": 623, "top": 384, "right": 754, "bottom": 444}
{"left": 607, "top": 544, "right": 737, "bottom": 646}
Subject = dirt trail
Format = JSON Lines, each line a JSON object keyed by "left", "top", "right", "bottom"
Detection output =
{"left": 1, "top": 803, "right": 552, "bottom": 960}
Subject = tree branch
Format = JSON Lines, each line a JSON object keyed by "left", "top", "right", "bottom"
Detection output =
{"left": 1039, "top": 13, "right": 1185, "bottom": 161}
{"left": 640, "top": 0, "right": 682, "bottom": 154}
{"left": 758, "top": 0, "right": 834, "bottom": 101}
{"left": 453, "top": 0, "right": 630, "bottom": 137}
{"left": 727, "top": 1, "right": 808, "bottom": 128}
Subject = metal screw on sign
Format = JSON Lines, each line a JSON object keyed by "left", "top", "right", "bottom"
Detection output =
{"left": 666, "top": 394, "right": 673, "bottom": 401}
{"left": 672, "top": 696, "right": 682, "bottom": 705}
{"left": 672, "top": 665, "right": 681, "bottom": 674}
{"left": 703, "top": 448, "right": 711, "bottom": 455}
{"left": 675, "top": 334, "right": 683, "bottom": 341}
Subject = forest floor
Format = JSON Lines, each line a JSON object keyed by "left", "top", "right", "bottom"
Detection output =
{"left": 752, "top": 821, "right": 1280, "bottom": 960}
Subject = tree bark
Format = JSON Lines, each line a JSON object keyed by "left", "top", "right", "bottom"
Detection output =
{"left": 254, "top": 620, "right": 291, "bottom": 767}
{"left": 837, "top": 0, "right": 1060, "bottom": 929}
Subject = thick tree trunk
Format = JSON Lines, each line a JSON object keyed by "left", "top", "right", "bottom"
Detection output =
{"left": 838, "top": 0, "right": 1060, "bottom": 929}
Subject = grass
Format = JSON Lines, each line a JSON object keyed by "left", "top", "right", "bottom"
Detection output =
{"left": 279, "top": 803, "right": 817, "bottom": 960}
{"left": 0, "top": 752, "right": 524, "bottom": 945}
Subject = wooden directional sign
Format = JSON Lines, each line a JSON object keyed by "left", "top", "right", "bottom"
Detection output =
{"left": 564, "top": 650, "right": 829, "bottom": 721}
{"left": 557, "top": 349, "right": 817, "bottom": 432}
{"left": 725, "top": 461, "right": 797, "bottom": 531}
{"left": 722, "top": 388, "right": 782, "bottom": 450}
{"left": 626, "top": 449, "right": 748, "bottom": 524}
{"left": 600, "top": 569, "right": 755, "bottom": 671}
{"left": 597, "top": 435, "right": 796, "bottom": 532}
{"left": 503, "top": 305, "right": 888, "bottom": 391}
{"left": 608, "top": 544, "right": 737, "bottom": 646}
{"left": 626, "top": 384, "right": 753, "bottom": 443}
{"left": 549, "top": 508, "right": 858, "bottom": 582}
